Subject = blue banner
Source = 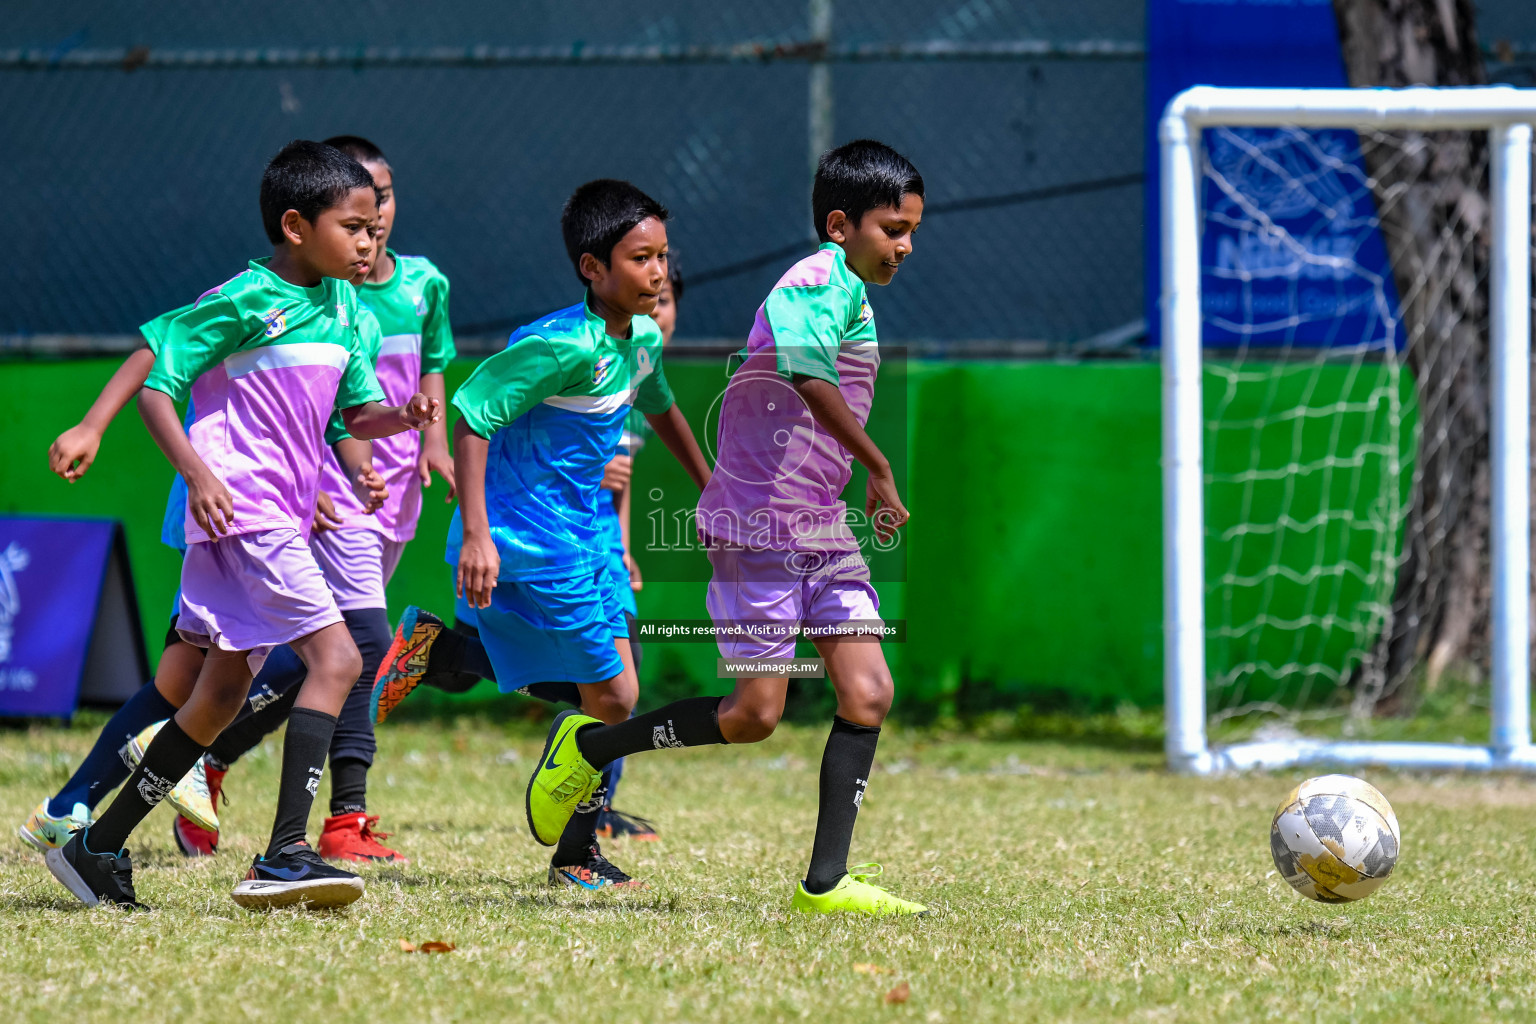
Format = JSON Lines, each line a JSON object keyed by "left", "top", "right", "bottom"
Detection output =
{"left": 0, "top": 517, "right": 143, "bottom": 717}
{"left": 1146, "top": 0, "right": 1405, "bottom": 350}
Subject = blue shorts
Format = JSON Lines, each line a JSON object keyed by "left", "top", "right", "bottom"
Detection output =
{"left": 608, "top": 547, "right": 638, "bottom": 618}
{"left": 470, "top": 568, "right": 630, "bottom": 693}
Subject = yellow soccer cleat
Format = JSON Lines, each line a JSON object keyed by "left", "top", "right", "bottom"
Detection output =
{"left": 524, "top": 710, "right": 603, "bottom": 846}
{"left": 790, "top": 864, "right": 928, "bottom": 917}
{"left": 18, "top": 798, "right": 90, "bottom": 852}
{"left": 125, "top": 721, "right": 219, "bottom": 833}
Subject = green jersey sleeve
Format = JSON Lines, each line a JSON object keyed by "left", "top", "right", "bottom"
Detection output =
{"left": 420, "top": 268, "right": 455, "bottom": 374}
{"left": 323, "top": 416, "right": 353, "bottom": 447}
{"left": 326, "top": 308, "right": 387, "bottom": 444}
{"left": 452, "top": 335, "right": 568, "bottom": 438}
{"left": 138, "top": 302, "right": 195, "bottom": 356}
{"left": 142, "top": 294, "right": 249, "bottom": 403}
{"left": 336, "top": 308, "right": 386, "bottom": 410}
{"left": 761, "top": 283, "right": 853, "bottom": 386}
{"left": 634, "top": 347, "right": 675, "bottom": 415}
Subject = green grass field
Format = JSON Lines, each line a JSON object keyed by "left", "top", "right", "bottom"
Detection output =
{"left": 5, "top": 711, "right": 1536, "bottom": 1023}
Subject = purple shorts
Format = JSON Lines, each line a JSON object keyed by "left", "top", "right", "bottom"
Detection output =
{"left": 705, "top": 544, "right": 882, "bottom": 660}
{"left": 177, "top": 527, "right": 344, "bottom": 674}
{"left": 311, "top": 528, "right": 405, "bottom": 611}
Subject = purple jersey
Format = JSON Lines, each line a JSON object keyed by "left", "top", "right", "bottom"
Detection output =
{"left": 319, "top": 253, "right": 454, "bottom": 541}
{"left": 142, "top": 259, "right": 385, "bottom": 545}
{"left": 696, "top": 243, "right": 879, "bottom": 552}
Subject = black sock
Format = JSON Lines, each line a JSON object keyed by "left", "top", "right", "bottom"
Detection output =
{"left": 576, "top": 696, "right": 726, "bottom": 767}
{"left": 226, "top": 644, "right": 307, "bottom": 726}
{"left": 85, "top": 717, "right": 205, "bottom": 854}
{"left": 803, "top": 716, "right": 881, "bottom": 894}
{"left": 424, "top": 624, "right": 496, "bottom": 688}
{"left": 553, "top": 763, "right": 613, "bottom": 864}
{"left": 265, "top": 707, "right": 337, "bottom": 857}
{"left": 327, "top": 607, "right": 389, "bottom": 768}
{"left": 607, "top": 754, "right": 625, "bottom": 806}
{"left": 329, "top": 756, "right": 368, "bottom": 816}
{"left": 50, "top": 680, "right": 178, "bottom": 815}
{"left": 520, "top": 681, "right": 582, "bottom": 706}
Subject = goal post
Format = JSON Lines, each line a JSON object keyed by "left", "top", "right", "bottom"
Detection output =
{"left": 1160, "top": 85, "right": 1536, "bottom": 774}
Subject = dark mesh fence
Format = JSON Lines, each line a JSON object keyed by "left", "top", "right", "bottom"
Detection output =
{"left": 2, "top": 0, "right": 1148, "bottom": 351}
{"left": 6, "top": 0, "right": 1530, "bottom": 351}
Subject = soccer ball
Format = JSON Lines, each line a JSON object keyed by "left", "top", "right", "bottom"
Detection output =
{"left": 1269, "top": 774, "right": 1400, "bottom": 903}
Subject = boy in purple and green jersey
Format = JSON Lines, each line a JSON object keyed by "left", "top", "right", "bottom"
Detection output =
{"left": 45, "top": 140, "right": 438, "bottom": 912}
{"left": 19, "top": 285, "right": 372, "bottom": 853}
{"left": 177, "top": 136, "right": 459, "bottom": 866}
{"left": 524, "top": 140, "right": 928, "bottom": 916}
{"left": 21, "top": 140, "right": 454, "bottom": 868}
{"left": 182, "top": 249, "right": 454, "bottom": 862}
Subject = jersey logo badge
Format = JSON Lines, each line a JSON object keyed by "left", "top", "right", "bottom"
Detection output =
{"left": 859, "top": 300, "right": 873, "bottom": 325}
{"left": 591, "top": 355, "right": 616, "bottom": 386}
{"left": 261, "top": 307, "right": 288, "bottom": 338}
{"left": 414, "top": 295, "right": 428, "bottom": 317}
{"left": 336, "top": 302, "right": 350, "bottom": 327}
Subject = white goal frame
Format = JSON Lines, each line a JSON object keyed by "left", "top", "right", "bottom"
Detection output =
{"left": 1162, "top": 86, "right": 1536, "bottom": 774}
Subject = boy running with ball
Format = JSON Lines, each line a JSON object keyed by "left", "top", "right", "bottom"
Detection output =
{"left": 523, "top": 140, "right": 926, "bottom": 916}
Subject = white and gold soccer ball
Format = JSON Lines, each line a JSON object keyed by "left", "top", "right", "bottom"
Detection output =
{"left": 1269, "top": 774, "right": 1400, "bottom": 903}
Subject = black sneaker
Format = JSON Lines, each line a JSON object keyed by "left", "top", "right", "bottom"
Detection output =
{"left": 231, "top": 841, "right": 365, "bottom": 910}
{"left": 595, "top": 805, "right": 660, "bottom": 842}
{"left": 45, "top": 830, "right": 147, "bottom": 909}
{"left": 549, "top": 844, "right": 645, "bottom": 890}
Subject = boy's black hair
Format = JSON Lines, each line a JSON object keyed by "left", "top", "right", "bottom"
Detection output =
{"left": 322, "top": 135, "right": 389, "bottom": 168}
{"left": 259, "top": 140, "right": 378, "bottom": 245}
{"left": 561, "top": 179, "right": 669, "bottom": 287}
{"left": 668, "top": 254, "right": 685, "bottom": 304}
{"left": 812, "top": 139, "right": 924, "bottom": 243}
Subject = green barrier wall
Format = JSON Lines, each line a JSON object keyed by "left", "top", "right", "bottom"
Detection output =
{"left": 0, "top": 357, "right": 1409, "bottom": 713}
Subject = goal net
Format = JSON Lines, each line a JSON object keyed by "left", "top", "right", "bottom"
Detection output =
{"left": 1161, "top": 87, "right": 1535, "bottom": 773}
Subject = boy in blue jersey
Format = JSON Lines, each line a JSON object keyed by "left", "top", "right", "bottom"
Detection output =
{"left": 371, "top": 262, "right": 687, "bottom": 843}
{"left": 447, "top": 179, "right": 710, "bottom": 888}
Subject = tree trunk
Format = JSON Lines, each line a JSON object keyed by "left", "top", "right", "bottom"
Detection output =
{"left": 1332, "top": 0, "right": 1493, "bottom": 704}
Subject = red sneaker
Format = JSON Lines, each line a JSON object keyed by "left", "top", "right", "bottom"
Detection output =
{"left": 318, "top": 813, "right": 407, "bottom": 864}
{"left": 173, "top": 761, "right": 225, "bottom": 857}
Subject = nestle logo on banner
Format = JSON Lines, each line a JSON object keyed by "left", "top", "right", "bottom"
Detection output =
{"left": 1198, "top": 126, "right": 1402, "bottom": 346}
{"left": 1207, "top": 128, "right": 1362, "bottom": 286}
{"left": 0, "top": 542, "right": 37, "bottom": 693}
{"left": 1212, "top": 233, "right": 1357, "bottom": 282}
